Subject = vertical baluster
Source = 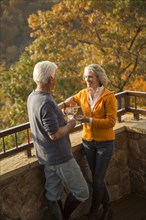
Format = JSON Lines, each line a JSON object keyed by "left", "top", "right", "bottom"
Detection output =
{"left": 2, "top": 137, "right": 6, "bottom": 152}
{"left": 15, "top": 132, "right": 18, "bottom": 148}
{"left": 135, "top": 96, "right": 137, "bottom": 109}
{"left": 134, "top": 96, "right": 139, "bottom": 120}
{"left": 26, "top": 128, "right": 32, "bottom": 158}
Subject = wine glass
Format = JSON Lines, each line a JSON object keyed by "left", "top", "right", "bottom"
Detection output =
{"left": 66, "top": 104, "right": 79, "bottom": 120}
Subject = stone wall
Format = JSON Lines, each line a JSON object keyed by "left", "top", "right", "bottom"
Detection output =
{"left": 127, "top": 128, "right": 146, "bottom": 197}
{"left": 106, "top": 128, "right": 131, "bottom": 201}
{"left": 0, "top": 166, "right": 46, "bottom": 220}
{"left": 0, "top": 126, "right": 146, "bottom": 220}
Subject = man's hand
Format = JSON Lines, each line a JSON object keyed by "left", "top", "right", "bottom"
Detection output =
{"left": 49, "top": 119, "right": 76, "bottom": 141}
{"left": 67, "top": 118, "right": 76, "bottom": 129}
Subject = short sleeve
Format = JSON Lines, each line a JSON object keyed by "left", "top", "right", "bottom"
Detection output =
{"left": 41, "top": 101, "right": 59, "bottom": 135}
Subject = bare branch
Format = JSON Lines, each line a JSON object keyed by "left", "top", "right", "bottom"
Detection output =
{"left": 78, "top": 39, "right": 93, "bottom": 45}
{"left": 137, "top": 41, "right": 146, "bottom": 53}
{"left": 132, "top": 55, "right": 139, "bottom": 73}
{"left": 94, "top": 27, "right": 106, "bottom": 53}
{"left": 108, "top": 78, "right": 120, "bottom": 89}
{"left": 106, "top": 70, "right": 120, "bottom": 89}
{"left": 122, "top": 55, "right": 139, "bottom": 89}
{"left": 95, "top": 27, "right": 102, "bottom": 43}
{"left": 123, "top": 50, "right": 146, "bottom": 63}
{"left": 128, "top": 26, "right": 142, "bottom": 51}
{"left": 117, "top": 60, "right": 121, "bottom": 70}
{"left": 118, "top": 62, "right": 132, "bottom": 75}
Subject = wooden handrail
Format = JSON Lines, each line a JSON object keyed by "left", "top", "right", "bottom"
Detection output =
{"left": 0, "top": 90, "right": 146, "bottom": 159}
{"left": 115, "top": 90, "right": 146, "bottom": 122}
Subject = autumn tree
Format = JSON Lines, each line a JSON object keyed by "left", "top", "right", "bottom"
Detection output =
{"left": 1, "top": 0, "right": 146, "bottom": 128}
{"left": 0, "top": 63, "right": 11, "bottom": 129}
{"left": 0, "top": 53, "right": 35, "bottom": 129}
{"left": 27, "top": 0, "right": 146, "bottom": 93}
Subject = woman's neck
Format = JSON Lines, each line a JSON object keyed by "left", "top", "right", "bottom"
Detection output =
{"left": 88, "top": 86, "right": 99, "bottom": 96}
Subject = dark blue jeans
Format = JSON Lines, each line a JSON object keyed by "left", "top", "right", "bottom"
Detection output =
{"left": 82, "top": 139, "right": 114, "bottom": 212}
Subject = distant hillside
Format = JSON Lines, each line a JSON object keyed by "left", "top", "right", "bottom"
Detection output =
{"left": 0, "top": 0, "right": 60, "bottom": 68}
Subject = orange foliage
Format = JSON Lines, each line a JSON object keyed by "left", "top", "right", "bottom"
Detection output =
{"left": 124, "top": 76, "right": 146, "bottom": 92}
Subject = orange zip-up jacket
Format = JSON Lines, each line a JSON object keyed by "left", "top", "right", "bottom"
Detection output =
{"left": 73, "top": 88, "right": 117, "bottom": 141}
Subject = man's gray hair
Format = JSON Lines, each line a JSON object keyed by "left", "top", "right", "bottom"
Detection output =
{"left": 84, "top": 64, "right": 109, "bottom": 87}
{"left": 33, "top": 61, "right": 58, "bottom": 85}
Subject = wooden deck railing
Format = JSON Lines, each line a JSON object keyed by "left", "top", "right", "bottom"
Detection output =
{"left": 115, "top": 90, "right": 146, "bottom": 122}
{"left": 0, "top": 90, "right": 146, "bottom": 159}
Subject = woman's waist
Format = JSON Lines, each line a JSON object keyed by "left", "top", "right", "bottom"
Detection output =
{"left": 81, "top": 126, "right": 115, "bottom": 141}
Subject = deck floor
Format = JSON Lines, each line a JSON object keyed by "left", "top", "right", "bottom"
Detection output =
{"left": 110, "top": 194, "right": 146, "bottom": 220}
{"left": 42, "top": 193, "right": 146, "bottom": 220}
{"left": 78, "top": 193, "right": 146, "bottom": 220}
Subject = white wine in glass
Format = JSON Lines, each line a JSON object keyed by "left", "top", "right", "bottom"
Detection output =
{"left": 66, "top": 104, "right": 80, "bottom": 120}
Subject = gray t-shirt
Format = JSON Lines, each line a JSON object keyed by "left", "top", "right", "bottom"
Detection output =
{"left": 27, "top": 90, "right": 73, "bottom": 165}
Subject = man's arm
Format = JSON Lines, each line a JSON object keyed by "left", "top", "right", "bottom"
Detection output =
{"left": 49, "top": 118, "right": 76, "bottom": 140}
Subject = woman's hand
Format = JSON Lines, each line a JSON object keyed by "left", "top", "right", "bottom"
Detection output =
{"left": 65, "top": 96, "right": 77, "bottom": 106}
{"left": 74, "top": 114, "right": 89, "bottom": 123}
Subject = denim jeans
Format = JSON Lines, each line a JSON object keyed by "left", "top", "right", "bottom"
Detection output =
{"left": 82, "top": 139, "right": 114, "bottom": 212}
{"left": 44, "top": 158, "right": 89, "bottom": 202}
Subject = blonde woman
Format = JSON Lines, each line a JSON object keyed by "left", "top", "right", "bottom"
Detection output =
{"left": 62, "top": 64, "right": 117, "bottom": 220}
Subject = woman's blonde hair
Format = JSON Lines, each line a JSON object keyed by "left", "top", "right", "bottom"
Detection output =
{"left": 84, "top": 63, "right": 109, "bottom": 87}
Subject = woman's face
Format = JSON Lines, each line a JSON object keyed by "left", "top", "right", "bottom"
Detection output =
{"left": 83, "top": 69, "right": 99, "bottom": 89}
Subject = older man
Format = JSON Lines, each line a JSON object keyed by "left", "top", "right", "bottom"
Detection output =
{"left": 27, "top": 61, "right": 89, "bottom": 220}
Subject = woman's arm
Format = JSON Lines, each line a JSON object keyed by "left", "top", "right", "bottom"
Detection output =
{"left": 58, "top": 96, "right": 77, "bottom": 109}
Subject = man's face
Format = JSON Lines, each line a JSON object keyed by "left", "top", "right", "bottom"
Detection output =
{"left": 48, "top": 73, "right": 57, "bottom": 91}
{"left": 51, "top": 73, "right": 57, "bottom": 88}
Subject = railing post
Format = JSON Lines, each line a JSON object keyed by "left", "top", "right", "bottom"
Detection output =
{"left": 117, "top": 114, "right": 122, "bottom": 123}
{"left": 133, "top": 96, "right": 139, "bottom": 120}
{"left": 26, "top": 148, "right": 32, "bottom": 158}
{"left": 134, "top": 113, "right": 139, "bottom": 120}
{"left": 125, "top": 92, "right": 130, "bottom": 111}
{"left": 26, "top": 128, "right": 32, "bottom": 157}
{"left": 116, "top": 96, "right": 122, "bottom": 122}
{"left": 118, "top": 98, "right": 122, "bottom": 109}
